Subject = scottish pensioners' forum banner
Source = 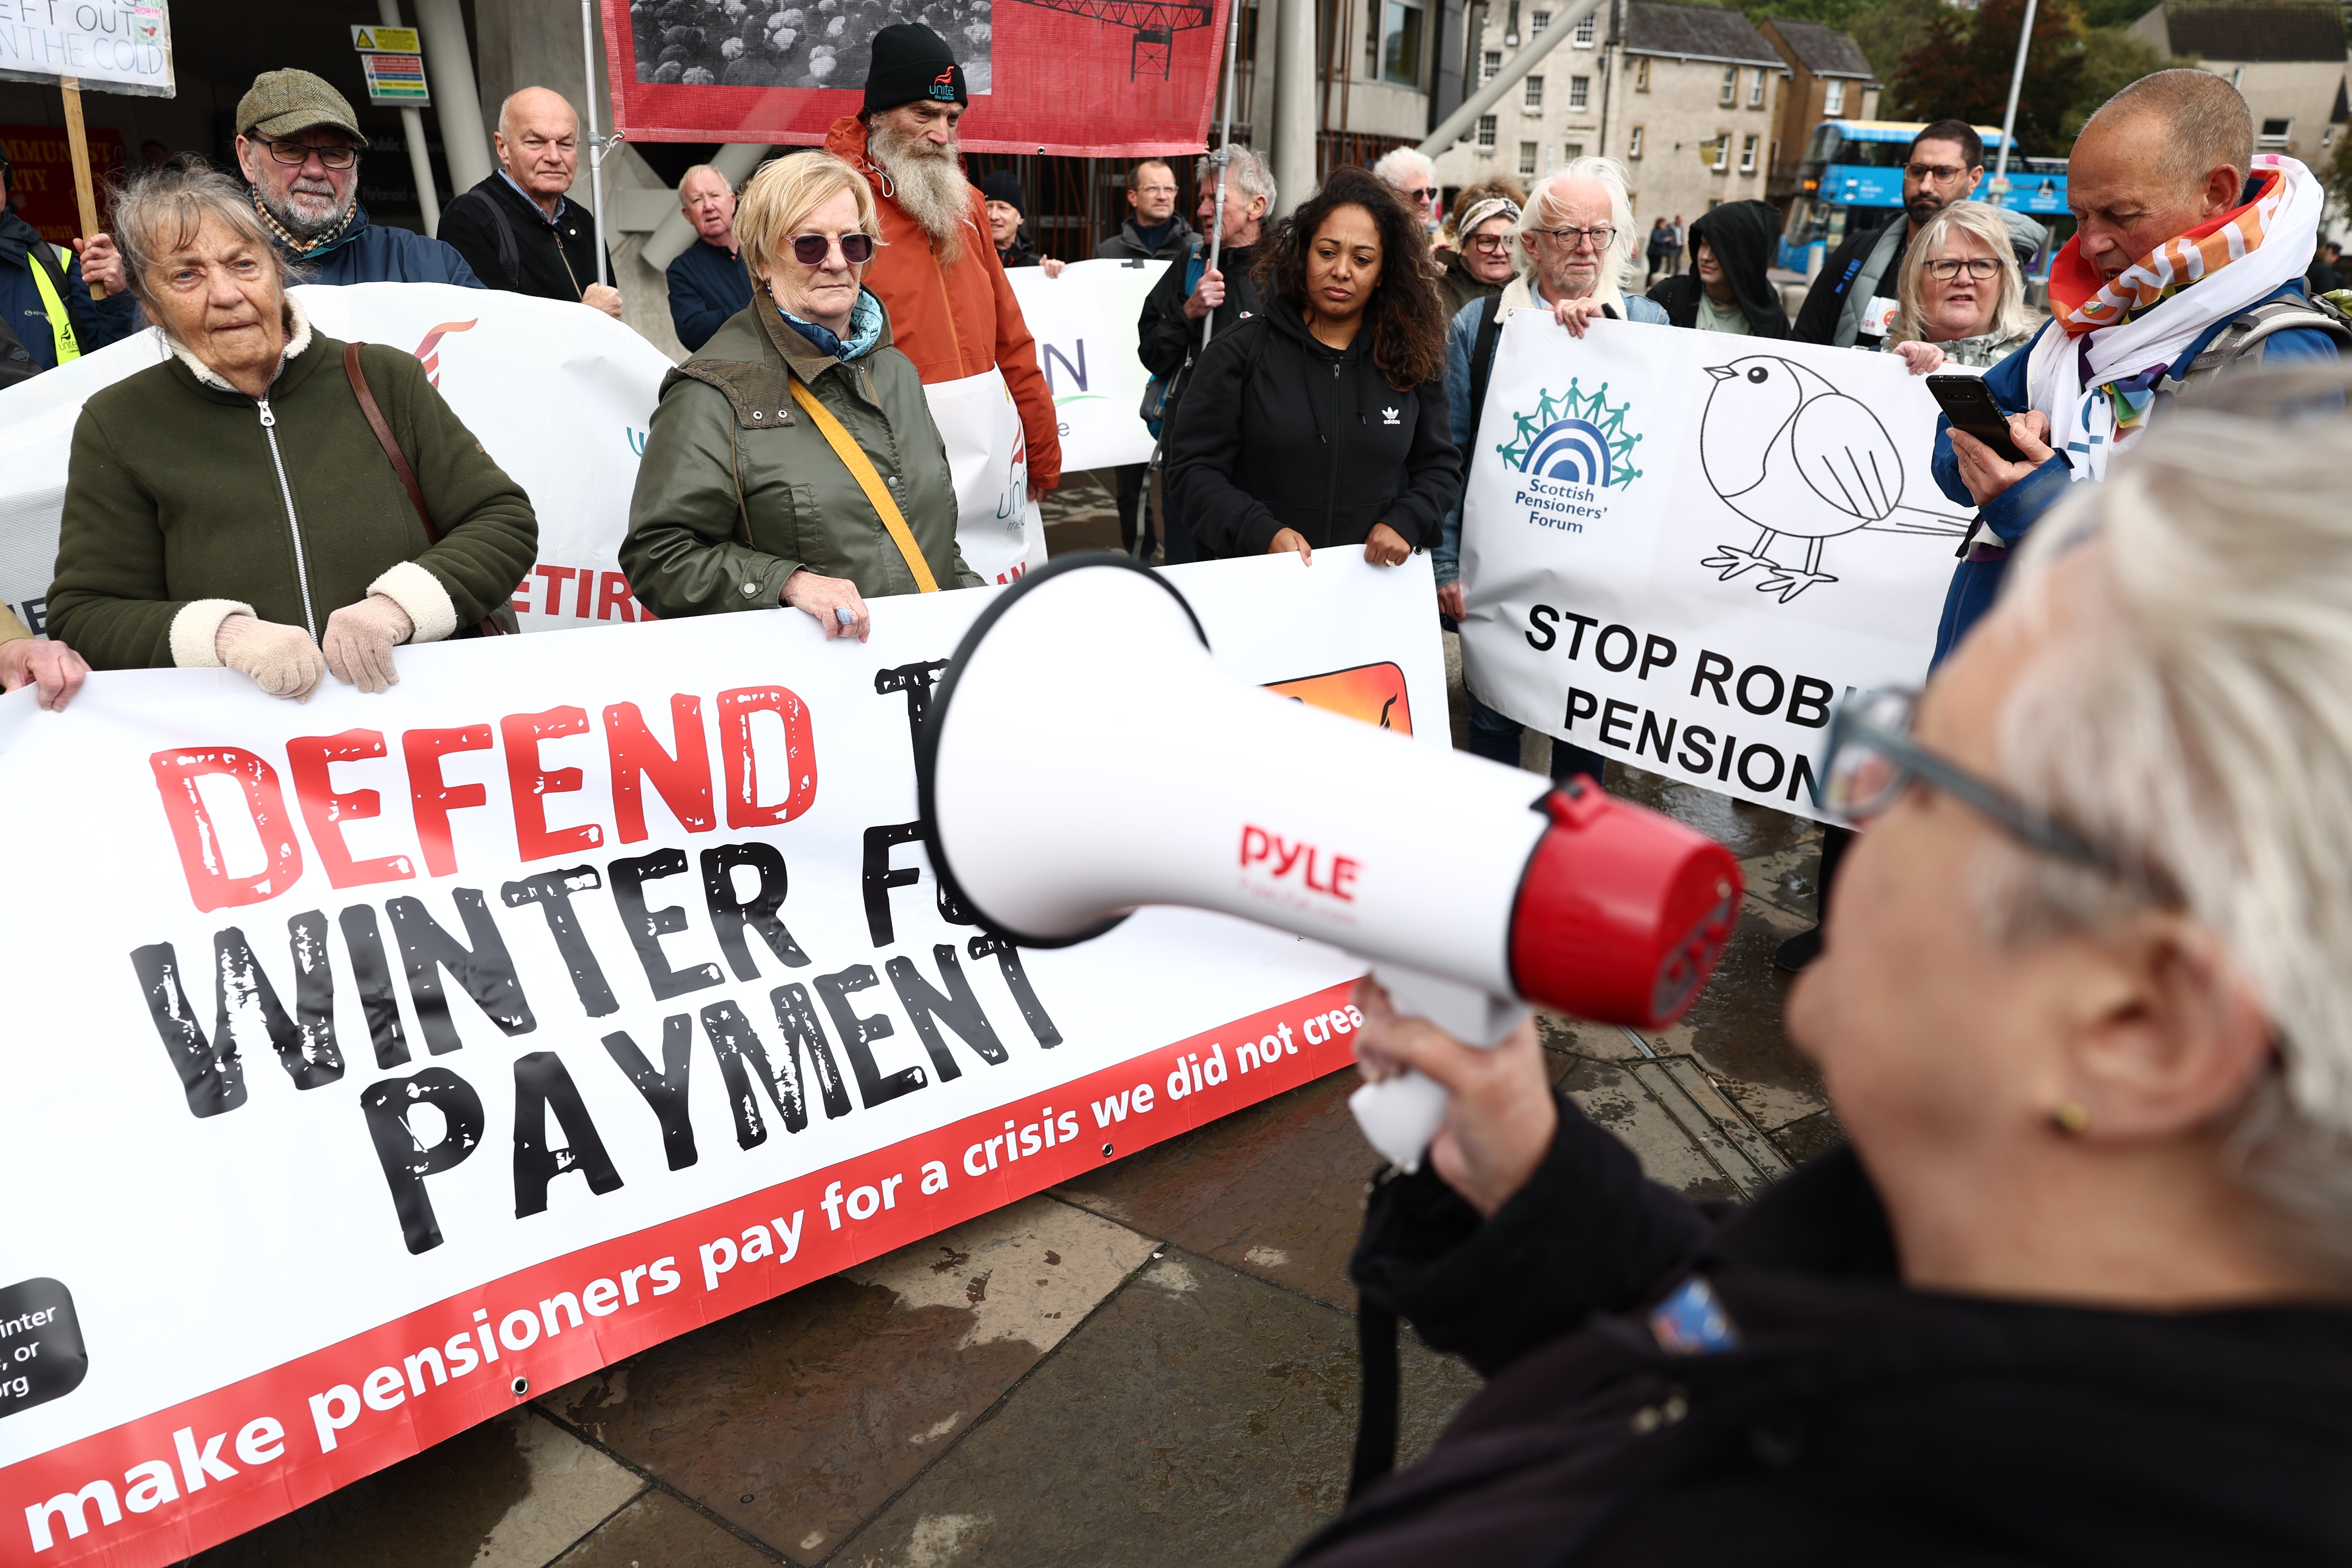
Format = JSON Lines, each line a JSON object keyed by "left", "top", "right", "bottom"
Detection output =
{"left": 0, "top": 273, "right": 1165, "bottom": 636}
{"left": 1458, "top": 313, "right": 1974, "bottom": 824}
{"left": 606, "top": 0, "right": 1231, "bottom": 156}
{"left": 0, "top": 548, "right": 1441, "bottom": 1566}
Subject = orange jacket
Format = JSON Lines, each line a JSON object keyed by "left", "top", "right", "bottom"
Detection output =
{"left": 824, "top": 116, "right": 1062, "bottom": 491}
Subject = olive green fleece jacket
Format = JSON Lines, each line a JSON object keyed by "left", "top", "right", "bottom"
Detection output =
{"left": 49, "top": 298, "right": 538, "bottom": 670}
{"left": 620, "top": 293, "right": 980, "bottom": 617}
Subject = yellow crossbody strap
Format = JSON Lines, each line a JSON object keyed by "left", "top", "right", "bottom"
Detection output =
{"left": 787, "top": 376, "right": 939, "bottom": 593}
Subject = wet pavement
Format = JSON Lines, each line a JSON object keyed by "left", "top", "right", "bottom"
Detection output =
{"left": 176, "top": 518, "right": 1838, "bottom": 1568}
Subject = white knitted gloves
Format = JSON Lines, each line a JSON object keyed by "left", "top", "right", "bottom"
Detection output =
{"left": 214, "top": 614, "right": 327, "bottom": 702}
{"left": 322, "top": 593, "right": 416, "bottom": 694}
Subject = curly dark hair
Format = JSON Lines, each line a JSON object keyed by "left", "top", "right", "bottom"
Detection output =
{"left": 1252, "top": 165, "right": 1449, "bottom": 390}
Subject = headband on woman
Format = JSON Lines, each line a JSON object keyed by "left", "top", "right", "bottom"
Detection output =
{"left": 1456, "top": 197, "right": 1522, "bottom": 240}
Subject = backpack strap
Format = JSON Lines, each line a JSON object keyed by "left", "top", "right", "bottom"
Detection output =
{"left": 787, "top": 376, "right": 939, "bottom": 592}
{"left": 1465, "top": 292, "right": 1506, "bottom": 459}
{"left": 449, "top": 188, "right": 522, "bottom": 288}
{"left": 2170, "top": 296, "right": 2352, "bottom": 391}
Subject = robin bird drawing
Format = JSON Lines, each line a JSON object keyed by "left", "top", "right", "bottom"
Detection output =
{"left": 1698, "top": 354, "right": 1908, "bottom": 603}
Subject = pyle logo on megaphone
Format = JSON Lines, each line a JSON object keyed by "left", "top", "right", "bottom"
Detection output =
{"left": 1239, "top": 825, "right": 1359, "bottom": 909}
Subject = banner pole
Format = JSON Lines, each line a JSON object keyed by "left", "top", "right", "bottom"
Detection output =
{"left": 583, "top": 0, "right": 610, "bottom": 287}
{"left": 1201, "top": 0, "right": 1243, "bottom": 353}
{"left": 58, "top": 76, "right": 105, "bottom": 301}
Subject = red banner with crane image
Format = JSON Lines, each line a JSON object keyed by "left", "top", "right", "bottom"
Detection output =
{"left": 605, "top": 0, "right": 1233, "bottom": 155}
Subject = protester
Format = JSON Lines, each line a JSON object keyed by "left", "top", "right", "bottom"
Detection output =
{"left": 1097, "top": 160, "right": 1193, "bottom": 262}
{"left": 2308, "top": 238, "right": 2343, "bottom": 296}
{"left": 666, "top": 163, "right": 753, "bottom": 353}
{"left": 1441, "top": 159, "right": 1666, "bottom": 786}
{"left": 48, "top": 165, "right": 537, "bottom": 698}
{"left": 1297, "top": 377, "right": 2352, "bottom": 1566}
{"left": 0, "top": 609, "right": 88, "bottom": 710}
{"left": 0, "top": 147, "right": 135, "bottom": 385}
{"left": 1644, "top": 213, "right": 1676, "bottom": 283}
{"left": 1882, "top": 201, "right": 2043, "bottom": 374}
{"left": 1793, "top": 118, "right": 1983, "bottom": 347}
{"left": 1133, "top": 145, "right": 1278, "bottom": 563}
{"left": 1438, "top": 174, "right": 1523, "bottom": 249}
{"left": 1436, "top": 192, "right": 1519, "bottom": 316}
{"left": 1931, "top": 71, "right": 2343, "bottom": 668}
{"left": 981, "top": 170, "right": 1063, "bottom": 276}
{"left": 622, "top": 153, "right": 978, "bottom": 639}
{"left": 440, "top": 87, "right": 623, "bottom": 319}
{"left": 822, "top": 25, "right": 1061, "bottom": 502}
{"left": 1648, "top": 199, "right": 1790, "bottom": 336}
{"left": 218, "top": 69, "right": 483, "bottom": 288}
{"left": 1372, "top": 146, "right": 1443, "bottom": 241}
{"left": 1165, "top": 166, "right": 1457, "bottom": 566}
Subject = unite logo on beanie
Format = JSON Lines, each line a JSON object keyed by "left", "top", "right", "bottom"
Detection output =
{"left": 928, "top": 67, "right": 958, "bottom": 100}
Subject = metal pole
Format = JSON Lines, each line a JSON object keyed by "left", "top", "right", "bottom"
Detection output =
{"left": 413, "top": 0, "right": 492, "bottom": 192}
{"left": 1417, "top": 0, "right": 1599, "bottom": 156}
{"left": 583, "top": 0, "right": 610, "bottom": 286}
{"left": 380, "top": 0, "right": 441, "bottom": 235}
{"left": 1991, "top": 0, "right": 2037, "bottom": 188}
{"left": 1203, "top": 0, "right": 1243, "bottom": 351}
{"left": 1272, "top": 0, "right": 1317, "bottom": 218}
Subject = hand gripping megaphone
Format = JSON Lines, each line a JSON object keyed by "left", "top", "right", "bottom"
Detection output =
{"left": 915, "top": 557, "right": 1742, "bottom": 1169}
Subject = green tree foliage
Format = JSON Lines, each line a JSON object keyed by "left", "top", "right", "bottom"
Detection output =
{"left": 2061, "top": 27, "right": 2199, "bottom": 141}
{"left": 1846, "top": 0, "right": 1947, "bottom": 89}
{"left": 1891, "top": 0, "right": 2087, "bottom": 155}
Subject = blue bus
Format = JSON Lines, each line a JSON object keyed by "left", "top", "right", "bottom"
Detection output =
{"left": 1777, "top": 120, "right": 2071, "bottom": 274}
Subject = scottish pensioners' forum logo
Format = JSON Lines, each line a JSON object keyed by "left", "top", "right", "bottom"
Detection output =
{"left": 1496, "top": 379, "right": 1642, "bottom": 534}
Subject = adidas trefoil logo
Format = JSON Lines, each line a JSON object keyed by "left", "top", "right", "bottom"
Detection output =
{"left": 1380, "top": 406, "right": 1400, "bottom": 425}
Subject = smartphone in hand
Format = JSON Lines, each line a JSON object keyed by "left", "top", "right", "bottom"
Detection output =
{"left": 1926, "top": 373, "right": 2026, "bottom": 463}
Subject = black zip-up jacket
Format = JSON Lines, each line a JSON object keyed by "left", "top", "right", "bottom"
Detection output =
{"left": 438, "top": 172, "right": 609, "bottom": 305}
{"left": 1164, "top": 304, "right": 1459, "bottom": 559}
{"left": 1290, "top": 1094, "right": 2352, "bottom": 1568}
{"left": 1137, "top": 238, "right": 1262, "bottom": 382}
{"left": 1791, "top": 213, "right": 1906, "bottom": 347}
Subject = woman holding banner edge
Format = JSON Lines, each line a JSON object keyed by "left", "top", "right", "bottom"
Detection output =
{"left": 622, "top": 152, "right": 980, "bottom": 642}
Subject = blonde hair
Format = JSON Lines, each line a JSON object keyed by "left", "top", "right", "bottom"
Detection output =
{"left": 1890, "top": 201, "right": 2033, "bottom": 349}
{"left": 732, "top": 152, "right": 880, "bottom": 285}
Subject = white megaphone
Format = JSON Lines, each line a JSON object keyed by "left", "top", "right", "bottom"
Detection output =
{"left": 915, "top": 556, "right": 1743, "bottom": 1170}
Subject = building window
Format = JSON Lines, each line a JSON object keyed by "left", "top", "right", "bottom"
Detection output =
{"left": 1739, "top": 133, "right": 1759, "bottom": 173}
{"left": 1564, "top": 141, "right": 1585, "bottom": 160}
{"left": 2261, "top": 116, "right": 2293, "bottom": 149}
{"left": 1720, "top": 67, "right": 1736, "bottom": 105}
{"left": 1822, "top": 78, "right": 1844, "bottom": 116}
{"left": 1709, "top": 133, "right": 1730, "bottom": 171}
{"left": 1748, "top": 67, "right": 1766, "bottom": 107}
{"left": 1569, "top": 74, "right": 1589, "bottom": 109}
{"left": 1372, "top": 0, "right": 1424, "bottom": 86}
{"left": 1627, "top": 123, "right": 1644, "bottom": 159}
{"left": 1518, "top": 141, "right": 1539, "bottom": 176}
{"left": 1572, "top": 12, "right": 1595, "bottom": 45}
{"left": 1524, "top": 74, "right": 1543, "bottom": 109}
{"left": 1530, "top": 8, "right": 1549, "bottom": 31}
{"left": 1634, "top": 56, "right": 1650, "bottom": 91}
{"left": 1482, "top": 48, "right": 1501, "bottom": 82}
{"left": 1477, "top": 113, "right": 1498, "bottom": 148}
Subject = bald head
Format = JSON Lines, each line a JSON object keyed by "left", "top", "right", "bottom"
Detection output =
{"left": 493, "top": 87, "right": 582, "bottom": 214}
{"left": 2068, "top": 69, "right": 2253, "bottom": 282}
{"left": 2082, "top": 69, "right": 2253, "bottom": 194}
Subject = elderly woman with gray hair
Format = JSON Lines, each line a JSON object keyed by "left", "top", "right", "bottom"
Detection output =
{"left": 47, "top": 163, "right": 537, "bottom": 699}
{"left": 1881, "top": 199, "right": 2045, "bottom": 375}
{"left": 1294, "top": 377, "right": 2352, "bottom": 1565}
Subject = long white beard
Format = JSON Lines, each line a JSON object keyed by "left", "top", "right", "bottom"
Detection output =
{"left": 869, "top": 120, "right": 971, "bottom": 263}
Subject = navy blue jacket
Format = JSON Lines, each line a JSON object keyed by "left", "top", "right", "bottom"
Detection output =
{"left": 666, "top": 236, "right": 752, "bottom": 353}
{"left": 0, "top": 208, "right": 137, "bottom": 370}
{"left": 281, "top": 202, "right": 484, "bottom": 288}
{"left": 1930, "top": 280, "right": 2338, "bottom": 665}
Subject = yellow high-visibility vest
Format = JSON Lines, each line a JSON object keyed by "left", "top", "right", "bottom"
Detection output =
{"left": 25, "top": 245, "right": 80, "bottom": 365}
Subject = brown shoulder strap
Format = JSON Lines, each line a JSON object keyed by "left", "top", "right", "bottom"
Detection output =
{"left": 344, "top": 342, "right": 439, "bottom": 545}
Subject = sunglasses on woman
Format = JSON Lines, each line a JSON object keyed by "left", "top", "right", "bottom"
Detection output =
{"left": 791, "top": 231, "right": 876, "bottom": 267}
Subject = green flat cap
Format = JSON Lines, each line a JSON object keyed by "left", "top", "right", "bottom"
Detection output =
{"left": 237, "top": 68, "right": 370, "bottom": 146}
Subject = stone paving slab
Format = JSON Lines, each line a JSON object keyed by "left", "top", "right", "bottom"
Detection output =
{"left": 551, "top": 1490, "right": 782, "bottom": 1568}
{"left": 832, "top": 1252, "right": 1483, "bottom": 1568}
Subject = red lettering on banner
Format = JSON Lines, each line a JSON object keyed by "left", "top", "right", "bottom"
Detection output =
{"left": 403, "top": 725, "right": 494, "bottom": 879}
{"left": 500, "top": 708, "right": 601, "bottom": 861}
{"left": 597, "top": 572, "right": 639, "bottom": 623}
{"left": 717, "top": 687, "right": 817, "bottom": 829}
{"left": 0, "top": 982, "right": 1361, "bottom": 1567}
{"left": 285, "top": 730, "right": 415, "bottom": 889}
{"left": 148, "top": 748, "right": 304, "bottom": 912}
{"left": 604, "top": 697, "right": 715, "bottom": 844}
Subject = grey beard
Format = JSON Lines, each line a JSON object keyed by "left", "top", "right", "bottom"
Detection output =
{"left": 262, "top": 185, "right": 351, "bottom": 242}
{"left": 869, "top": 121, "right": 970, "bottom": 263}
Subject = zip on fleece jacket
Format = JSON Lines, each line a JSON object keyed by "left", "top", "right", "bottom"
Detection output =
{"left": 254, "top": 396, "right": 319, "bottom": 641}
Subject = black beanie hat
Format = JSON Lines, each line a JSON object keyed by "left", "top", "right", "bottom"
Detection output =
{"left": 863, "top": 23, "right": 966, "bottom": 115}
{"left": 979, "top": 169, "right": 1025, "bottom": 215}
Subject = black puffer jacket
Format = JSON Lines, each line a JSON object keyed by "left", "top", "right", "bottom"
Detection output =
{"left": 1290, "top": 1094, "right": 2352, "bottom": 1568}
{"left": 1165, "top": 303, "right": 1459, "bottom": 559}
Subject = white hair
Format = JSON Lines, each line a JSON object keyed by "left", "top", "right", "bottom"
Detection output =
{"left": 1994, "top": 374, "right": 2352, "bottom": 1274}
{"left": 677, "top": 162, "right": 733, "bottom": 200}
{"left": 1371, "top": 145, "right": 1436, "bottom": 194}
{"left": 1197, "top": 144, "right": 1276, "bottom": 216}
{"left": 1514, "top": 158, "right": 1640, "bottom": 314}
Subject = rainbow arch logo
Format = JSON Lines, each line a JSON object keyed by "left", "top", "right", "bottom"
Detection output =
{"left": 1496, "top": 379, "right": 1644, "bottom": 489}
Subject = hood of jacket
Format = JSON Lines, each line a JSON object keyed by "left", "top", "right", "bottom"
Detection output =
{"left": 1665, "top": 199, "right": 1789, "bottom": 337}
{"left": 0, "top": 206, "right": 44, "bottom": 269}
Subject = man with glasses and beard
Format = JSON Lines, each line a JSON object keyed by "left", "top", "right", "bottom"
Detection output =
{"left": 1792, "top": 118, "right": 1983, "bottom": 348}
{"left": 216, "top": 70, "right": 483, "bottom": 287}
{"left": 822, "top": 24, "right": 1061, "bottom": 505}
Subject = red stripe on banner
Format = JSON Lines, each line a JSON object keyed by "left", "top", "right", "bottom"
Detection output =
{"left": 0, "top": 982, "right": 1365, "bottom": 1566}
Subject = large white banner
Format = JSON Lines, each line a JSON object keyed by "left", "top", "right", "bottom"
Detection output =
{"left": 1459, "top": 314, "right": 1972, "bottom": 821}
{"left": 0, "top": 551, "right": 1443, "bottom": 1566}
{"left": 0, "top": 276, "right": 1160, "bottom": 635}
{"left": 0, "top": 1, "right": 174, "bottom": 96}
